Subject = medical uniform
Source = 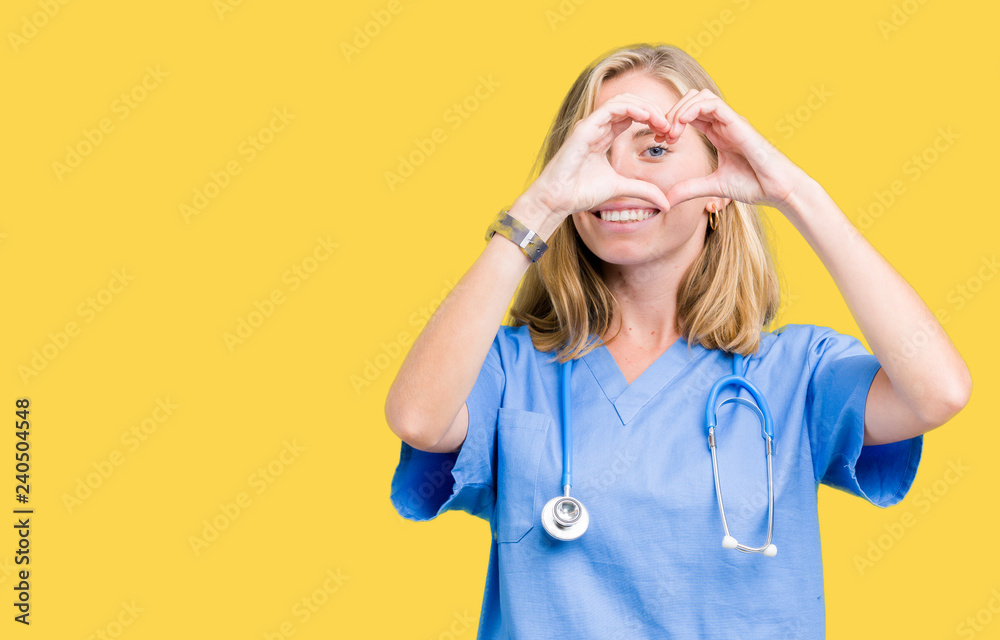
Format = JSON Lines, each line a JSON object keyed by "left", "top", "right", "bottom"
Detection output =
{"left": 390, "top": 323, "right": 923, "bottom": 639}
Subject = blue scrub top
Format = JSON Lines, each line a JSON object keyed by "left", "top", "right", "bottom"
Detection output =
{"left": 390, "top": 323, "right": 923, "bottom": 639}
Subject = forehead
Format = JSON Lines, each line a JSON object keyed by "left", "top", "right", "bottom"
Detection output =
{"left": 594, "top": 71, "right": 683, "bottom": 112}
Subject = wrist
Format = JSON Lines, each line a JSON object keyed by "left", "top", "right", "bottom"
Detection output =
{"left": 775, "top": 174, "right": 824, "bottom": 221}
{"left": 508, "top": 192, "right": 566, "bottom": 242}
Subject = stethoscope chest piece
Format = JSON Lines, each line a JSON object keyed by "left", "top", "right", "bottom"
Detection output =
{"left": 541, "top": 494, "right": 589, "bottom": 541}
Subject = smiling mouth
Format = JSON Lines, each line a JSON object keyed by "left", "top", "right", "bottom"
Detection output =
{"left": 590, "top": 208, "right": 660, "bottom": 222}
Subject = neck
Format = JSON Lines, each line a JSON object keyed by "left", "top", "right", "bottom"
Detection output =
{"left": 598, "top": 244, "right": 703, "bottom": 349}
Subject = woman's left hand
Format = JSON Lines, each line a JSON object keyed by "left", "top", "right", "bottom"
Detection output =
{"left": 657, "top": 88, "right": 806, "bottom": 211}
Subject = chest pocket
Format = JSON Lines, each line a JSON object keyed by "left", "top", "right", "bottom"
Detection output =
{"left": 494, "top": 407, "right": 551, "bottom": 543}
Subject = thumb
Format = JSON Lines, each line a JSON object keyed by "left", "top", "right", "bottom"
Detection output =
{"left": 663, "top": 176, "right": 716, "bottom": 211}
{"left": 615, "top": 177, "right": 671, "bottom": 214}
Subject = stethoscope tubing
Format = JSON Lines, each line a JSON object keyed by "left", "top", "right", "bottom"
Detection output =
{"left": 705, "top": 354, "right": 775, "bottom": 440}
{"left": 544, "top": 349, "right": 777, "bottom": 555}
{"left": 705, "top": 353, "right": 777, "bottom": 555}
{"left": 560, "top": 357, "right": 573, "bottom": 496}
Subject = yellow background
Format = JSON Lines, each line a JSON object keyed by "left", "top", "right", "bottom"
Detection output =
{"left": 2, "top": 0, "right": 997, "bottom": 637}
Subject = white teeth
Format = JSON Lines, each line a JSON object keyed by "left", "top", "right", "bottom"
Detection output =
{"left": 599, "top": 208, "right": 658, "bottom": 222}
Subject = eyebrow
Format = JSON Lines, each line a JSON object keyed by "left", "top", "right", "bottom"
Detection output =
{"left": 631, "top": 127, "right": 658, "bottom": 141}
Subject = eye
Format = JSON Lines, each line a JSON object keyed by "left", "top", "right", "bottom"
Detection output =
{"left": 643, "top": 144, "right": 670, "bottom": 158}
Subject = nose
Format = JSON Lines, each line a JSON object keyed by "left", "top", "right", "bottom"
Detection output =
{"left": 605, "top": 135, "right": 640, "bottom": 177}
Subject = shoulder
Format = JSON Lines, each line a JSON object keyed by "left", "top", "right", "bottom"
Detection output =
{"left": 497, "top": 323, "right": 536, "bottom": 349}
{"left": 754, "top": 322, "right": 870, "bottom": 371}
{"left": 490, "top": 324, "right": 548, "bottom": 374}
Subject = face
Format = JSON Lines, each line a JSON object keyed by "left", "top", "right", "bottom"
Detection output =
{"left": 570, "top": 71, "right": 720, "bottom": 271}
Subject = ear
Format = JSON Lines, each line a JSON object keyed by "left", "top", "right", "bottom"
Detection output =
{"left": 712, "top": 198, "right": 732, "bottom": 211}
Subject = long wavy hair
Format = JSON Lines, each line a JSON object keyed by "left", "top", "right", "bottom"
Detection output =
{"left": 507, "top": 42, "right": 782, "bottom": 362}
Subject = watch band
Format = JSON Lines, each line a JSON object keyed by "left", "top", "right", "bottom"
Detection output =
{"left": 485, "top": 209, "right": 548, "bottom": 262}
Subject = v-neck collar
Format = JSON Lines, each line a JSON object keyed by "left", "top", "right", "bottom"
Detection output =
{"left": 580, "top": 334, "right": 707, "bottom": 425}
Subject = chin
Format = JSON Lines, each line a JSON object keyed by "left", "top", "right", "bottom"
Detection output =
{"left": 580, "top": 240, "right": 657, "bottom": 267}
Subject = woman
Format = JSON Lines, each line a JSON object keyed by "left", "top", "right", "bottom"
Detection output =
{"left": 384, "top": 43, "right": 971, "bottom": 638}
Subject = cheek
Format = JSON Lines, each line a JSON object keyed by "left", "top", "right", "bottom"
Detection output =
{"left": 570, "top": 212, "right": 591, "bottom": 233}
{"left": 568, "top": 214, "right": 602, "bottom": 248}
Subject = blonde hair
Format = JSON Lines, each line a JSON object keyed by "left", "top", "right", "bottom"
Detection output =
{"left": 507, "top": 42, "right": 781, "bottom": 362}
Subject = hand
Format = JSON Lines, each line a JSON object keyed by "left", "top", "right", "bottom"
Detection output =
{"left": 523, "top": 93, "right": 675, "bottom": 220}
{"left": 658, "top": 88, "right": 805, "bottom": 211}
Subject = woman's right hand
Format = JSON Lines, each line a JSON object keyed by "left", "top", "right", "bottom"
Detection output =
{"left": 523, "top": 93, "right": 675, "bottom": 221}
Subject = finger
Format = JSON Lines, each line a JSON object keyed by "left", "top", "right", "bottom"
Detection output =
{"left": 614, "top": 177, "right": 672, "bottom": 215}
{"left": 599, "top": 94, "right": 671, "bottom": 136}
{"left": 662, "top": 175, "right": 718, "bottom": 210}
{"left": 671, "top": 91, "right": 746, "bottom": 143}
{"left": 563, "top": 105, "right": 648, "bottom": 163}
{"left": 598, "top": 100, "right": 650, "bottom": 125}
{"left": 666, "top": 89, "right": 738, "bottom": 143}
{"left": 570, "top": 101, "right": 645, "bottom": 147}
{"left": 596, "top": 104, "right": 652, "bottom": 146}
{"left": 589, "top": 121, "right": 631, "bottom": 156}
{"left": 590, "top": 104, "right": 660, "bottom": 156}
{"left": 670, "top": 96, "right": 720, "bottom": 141}
{"left": 664, "top": 88, "right": 703, "bottom": 139}
{"left": 678, "top": 95, "right": 740, "bottom": 132}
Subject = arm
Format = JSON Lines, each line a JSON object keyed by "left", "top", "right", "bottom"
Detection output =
{"left": 384, "top": 193, "right": 562, "bottom": 453}
{"left": 386, "top": 93, "right": 679, "bottom": 453}
{"left": 776, "top": 175, "right": 972, "bottom": 446}
{"left": 655, "top": 88, "right": 971, "bottom": 447}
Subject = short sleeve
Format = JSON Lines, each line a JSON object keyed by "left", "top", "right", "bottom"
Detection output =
{"left": 389, "top": 334, "right": 505, "bottom": 523}
{"left": 805, "top": 327, "right": 922, "bottom": 507}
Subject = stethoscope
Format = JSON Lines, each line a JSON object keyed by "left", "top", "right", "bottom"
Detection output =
{"left": 541, "top": 352, "right": 778, "bottom": 557}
